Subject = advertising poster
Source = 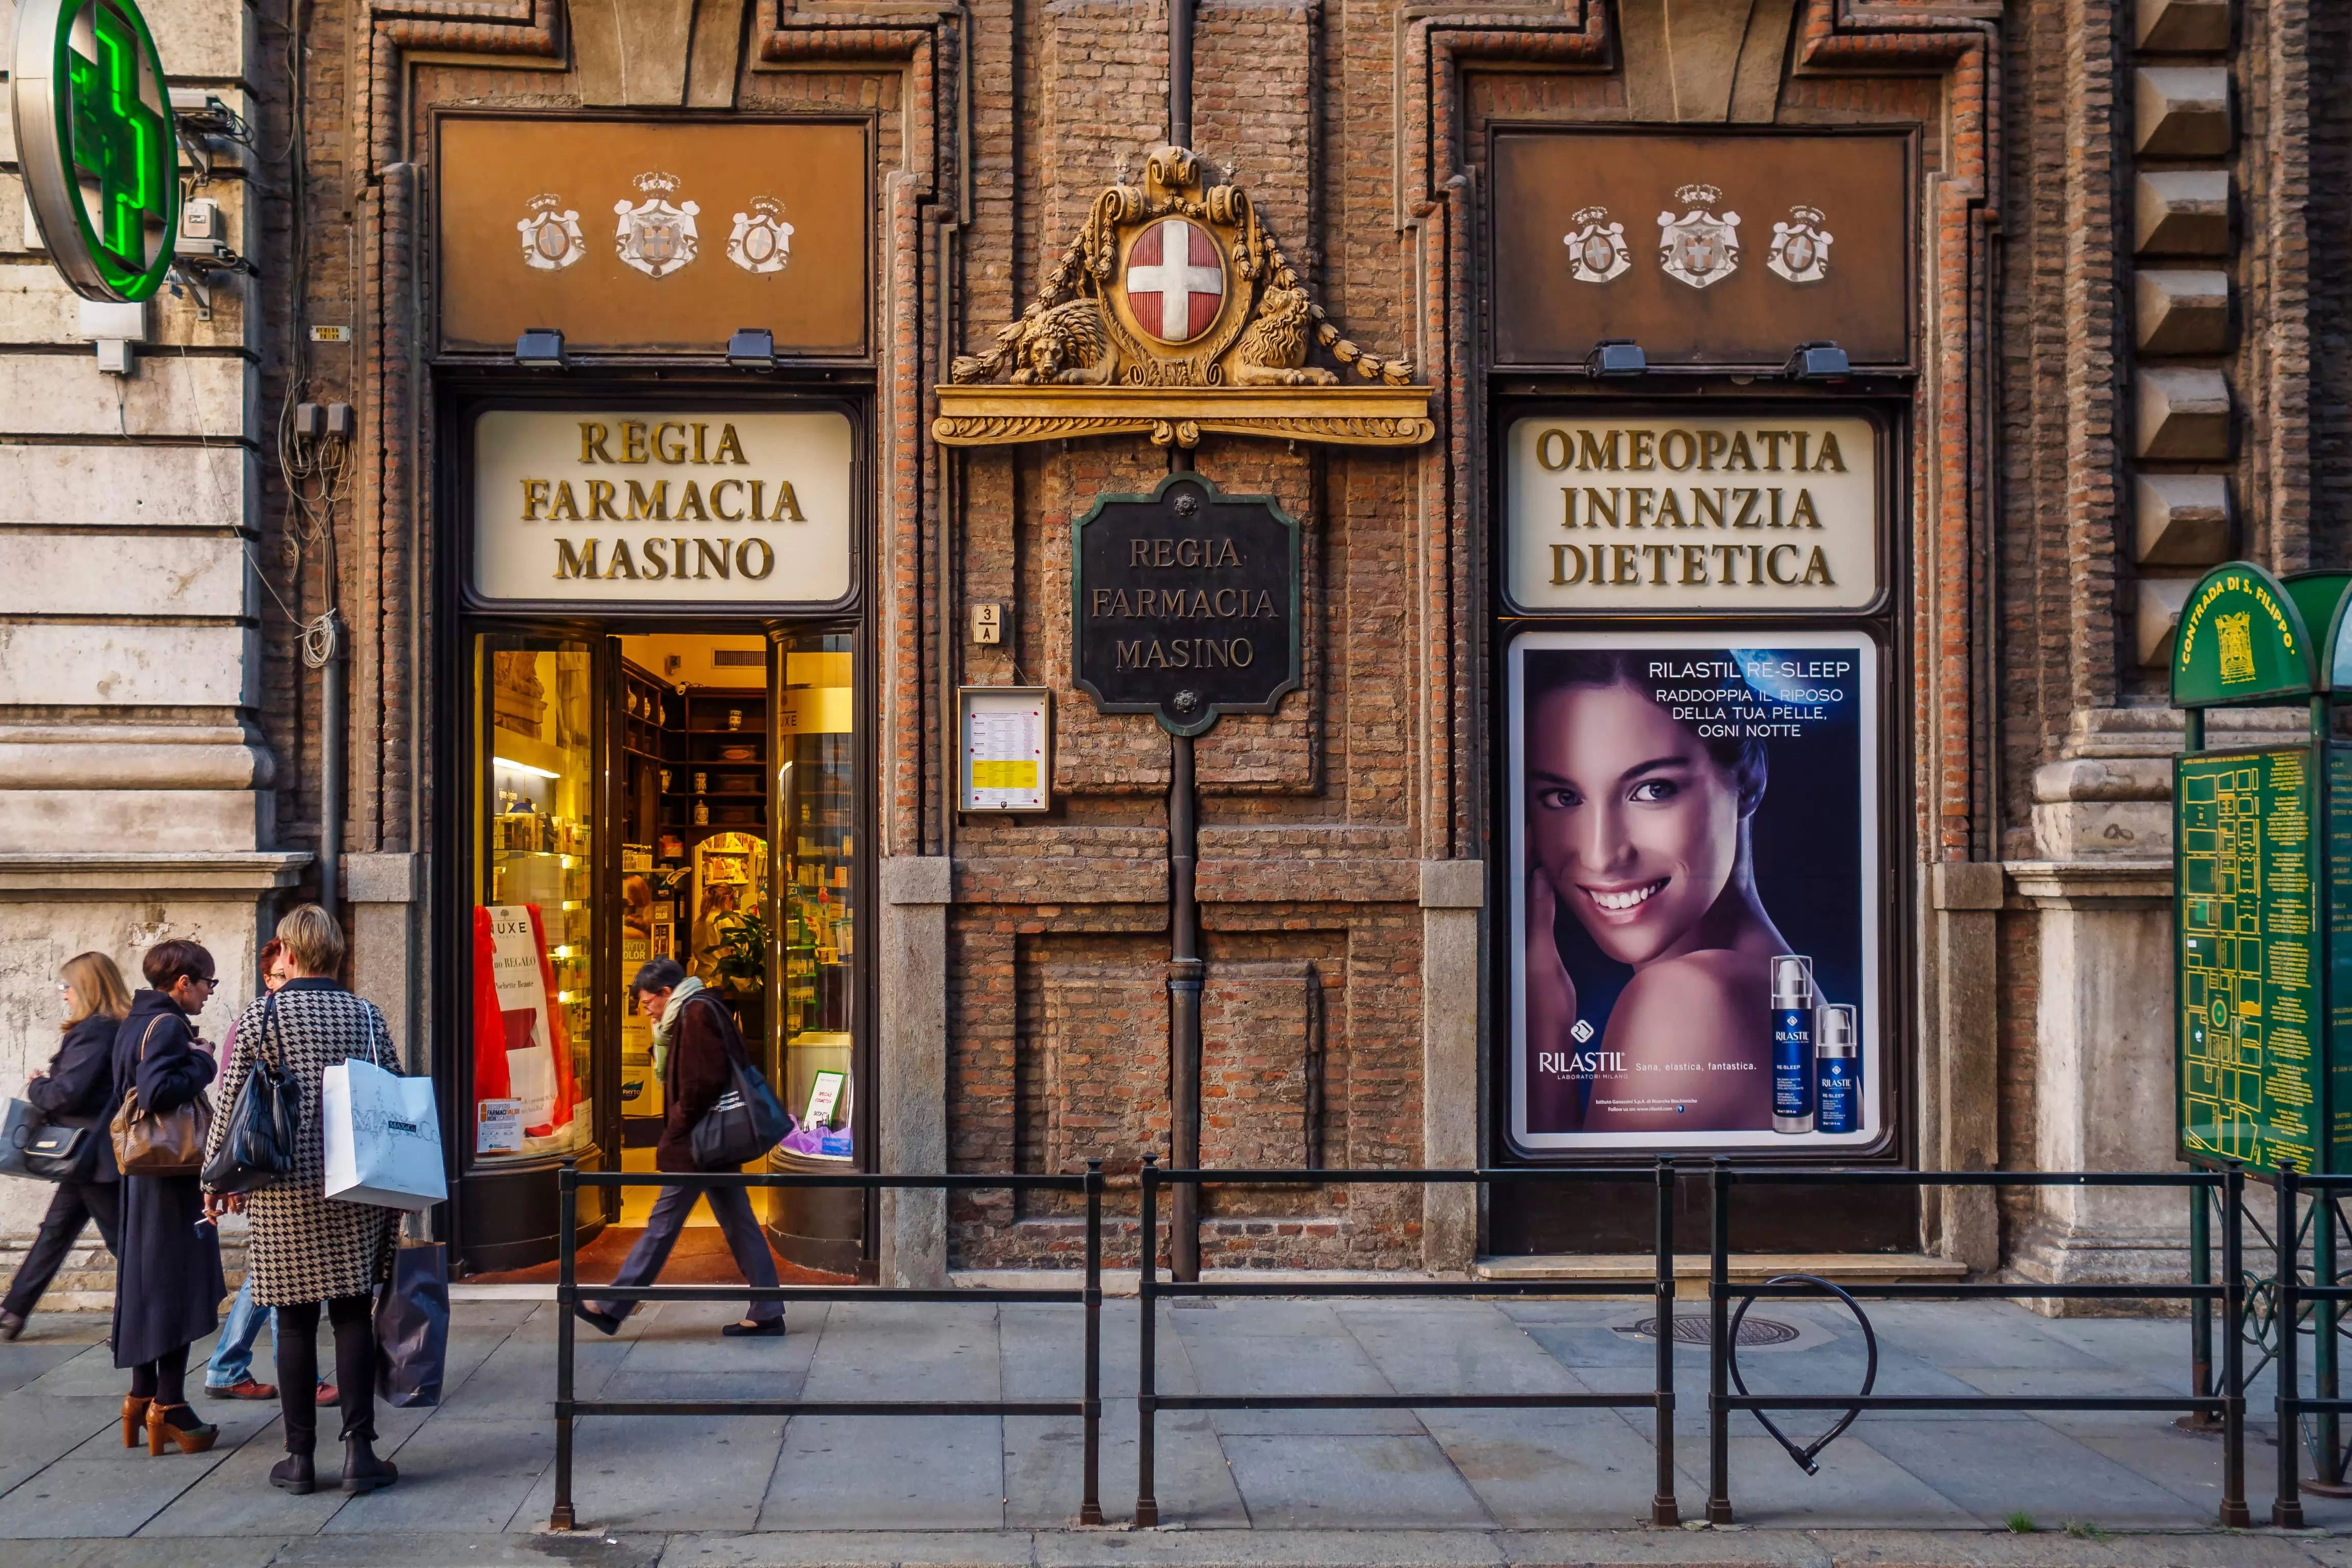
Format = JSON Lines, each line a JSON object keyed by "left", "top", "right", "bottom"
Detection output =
{"left": 1508, "top": 629, "right": 1880, "bottom": 1152}
{"left": 470, "top": 904, "right": 578, "bottom": 1143}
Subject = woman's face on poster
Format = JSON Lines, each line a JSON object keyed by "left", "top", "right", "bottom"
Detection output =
{"left": 1527, "top": 681, "right": 1745, "bottom": 967}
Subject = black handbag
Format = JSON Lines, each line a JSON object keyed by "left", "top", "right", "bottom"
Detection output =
{"left": 202, "top": 995, "right": 303, "bottom": 1193}
{"left": 0, "top": 1098, "right": 94, "bottom": 1184}
{"left": 687, "top": 1000, "right": 792, "bottom": 1170}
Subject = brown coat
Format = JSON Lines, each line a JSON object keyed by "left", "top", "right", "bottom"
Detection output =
{"left": 656, "top": 992, "right": 744, "bottom": 1173}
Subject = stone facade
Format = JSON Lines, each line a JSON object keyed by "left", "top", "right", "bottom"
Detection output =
{"left": 2, "top": 0, "right": 2344, "bottom": 1297}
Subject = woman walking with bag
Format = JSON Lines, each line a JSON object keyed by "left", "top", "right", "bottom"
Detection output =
{"left": 204, "top": 905, "right": 402, "bottom": 1496}
{"left": 111, "top": 939, "right": 227, "bottom": 1455}
{"left": 0, "top": 952, "right": 134, "bottom": 1338}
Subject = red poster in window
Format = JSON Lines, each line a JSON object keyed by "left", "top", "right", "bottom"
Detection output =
{"left": 472, "top": 904, "right": 577, "bottom": 1137}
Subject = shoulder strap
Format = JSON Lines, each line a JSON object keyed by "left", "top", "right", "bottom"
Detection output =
{"left": 683, "top": 991, "right": 748, "bottom": 1070}
{"left": 136, "top": 1015, "right": 166, "bottom": 1063}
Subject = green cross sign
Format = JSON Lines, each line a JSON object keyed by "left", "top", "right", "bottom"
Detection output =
{"left": 66, "top": 2, "right": 170, "bottom": 267}
{"left": 8, "top": 0, "right": 181, "bottom": 302}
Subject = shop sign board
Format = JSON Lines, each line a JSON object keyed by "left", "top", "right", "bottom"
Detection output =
{"left": 1489, "top": 129, "right": 1914, "bottom": 370}
{"left": 1069, "top": 473, "right": 1301, "bottom": 737}
{"left": 9, "top": 0, "right": 182, "bottom": 303}
{"left": 436, "top": 117, "right": 870, "bottom": 357}
{"left": 1507, "top": 628, "right": 1881, "bottom": 1154}
{"left": 1505, "top": 413, "right": 1881, "bottom": 614}
{"left": 470, "top": 408, "right": 854, "bottom": 607}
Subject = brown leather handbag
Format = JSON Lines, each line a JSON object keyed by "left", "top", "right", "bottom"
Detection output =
{"left": 110, "top": 1018, "right": 215, "bottom": 1178}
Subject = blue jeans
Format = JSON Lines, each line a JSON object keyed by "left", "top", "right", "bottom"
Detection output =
{"left": 205, "top": 1273, "right": 275, "bottom": 1388}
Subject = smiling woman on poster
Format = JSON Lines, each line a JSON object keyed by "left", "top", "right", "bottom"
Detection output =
{"left": 1522, "top": 650, "right": 1787, "bottom": 1132}
{"left": 1512, "top": 629, "right": 1876, "bottom": 1152}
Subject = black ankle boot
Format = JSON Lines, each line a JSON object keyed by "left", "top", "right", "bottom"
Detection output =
{"left": 270, "top": 1452, "right": 315, "bottom": 1494}
{"left": 341, "top": 1436, "right": 398, "bottom": 1494}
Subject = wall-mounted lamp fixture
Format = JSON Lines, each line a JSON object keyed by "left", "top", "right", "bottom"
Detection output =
{"left": 1783, "top": 340, "right": 1850, "bottom": 382}
{"left": 78, "top": 299, "right": 147, "bottom": 377}
{"left": 727, "top": 328, "right": 777, "bottom": 372}
{"left": 1584, "top": 338, "right": 1647, "bottom": 379}
{"left": 514, "top": 328, "right": 566, "bottom": 369}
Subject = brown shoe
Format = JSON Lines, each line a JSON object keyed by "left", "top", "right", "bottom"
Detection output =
{"left": 145, "top": 1402, "right": 219, "bottom": 1456}
{"left": 204, "top": 1375, "right": 278, "bottom": 1401}
{"left": 120, "top": 1394, "right": 151, "bottom": 1449}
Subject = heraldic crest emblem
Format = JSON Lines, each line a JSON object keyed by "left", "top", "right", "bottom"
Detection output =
{"left": 1767, "top": 204, "right": 1832, "bottom": 284}
{"left": 1562, "top": 206, "right": 1631, "bottom": 284}
{"left": 1657, "top": 183, "right": 1741, "bottom": 289}
{"left": 615, "top": 172, "right": 700, "bottom": 279}
{"left": 517, "top": 193, "right": 585, "bottom": 272}
{"left": 949, "top": 146, "right": 1410, "bottom": 395}
{"left": 728, "top": 195, "right": 794, "bottom": 275}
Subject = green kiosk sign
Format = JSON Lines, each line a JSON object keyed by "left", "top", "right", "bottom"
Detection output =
{"left": 7, "top": 0, "right": 181, "bottom": 303}
{"left": 2171, "top": 562, "right": 2352, "bottom": 1173}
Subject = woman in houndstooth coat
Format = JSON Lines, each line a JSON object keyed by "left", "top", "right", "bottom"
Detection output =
{"left": 203, "top": 905, "right": 402, "bottom": 1497}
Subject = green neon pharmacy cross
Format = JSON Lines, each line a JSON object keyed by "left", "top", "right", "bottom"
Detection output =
{"left": 66, "top": 3, "right": 169, "bottom": 265}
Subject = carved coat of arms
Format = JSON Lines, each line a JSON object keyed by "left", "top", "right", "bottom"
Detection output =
{"left": 517, "top": 194, "right": 585, "bottom": 271}
{"left": 1562, "top": 206, "right": 1631, "bottom": 284}
{"left": 1767, "top": 205, "right": 1833, "bottom": 284}
{"left": 949, "top": 146, "right": 1409, "bottom": 396}
{"left": 727, "top": 196, "right": 794, "bottom": 275}
{"left": 1657, "top": 183, "right": 1741, "bottom": 289}
{"left": 614, "top": 172, "right": 700, "bottom": 279}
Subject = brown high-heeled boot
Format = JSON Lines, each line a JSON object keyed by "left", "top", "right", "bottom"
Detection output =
{"left": 145, "top": 1402, "right": 219, "bottom": 1456}
{"left": 120, "top": 1394, "right": 151, "bottom": 1449}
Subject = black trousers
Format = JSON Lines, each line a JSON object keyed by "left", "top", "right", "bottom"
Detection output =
{"left": 2, "top": 1180, "right": 120, "bottom": 1317}
{"left": 276, "top": 1294, "right": 376, "bottom": 1452}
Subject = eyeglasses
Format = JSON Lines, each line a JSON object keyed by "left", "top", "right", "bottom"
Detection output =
{"left": 190, "top": 976, "right": 218, "bottom": 988}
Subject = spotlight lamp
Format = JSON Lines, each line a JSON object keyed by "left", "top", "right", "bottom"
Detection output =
{"left": 1783, "top": 340, "right": 1850, "bottom": 382}
{"left": 1584, "top": 338, "right": 1647, "bottom": 379}
{"left": 514, "top": 328, "right": 567, "bottom": 369}
{"left": 727, "top": 328, "right": 777, "bottom": 372}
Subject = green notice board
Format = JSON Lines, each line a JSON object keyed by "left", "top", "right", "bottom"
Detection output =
{"left": 2178, "top": 748, "right": 2321, "bottom": 1170}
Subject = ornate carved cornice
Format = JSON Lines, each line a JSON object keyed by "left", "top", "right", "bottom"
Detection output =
{"left": 933, "top": 387, "right": 1437, "bottom": 450}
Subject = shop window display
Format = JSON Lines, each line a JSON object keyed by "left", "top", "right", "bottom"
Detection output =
{"left": 473, "top": 638, "right": 595, "bottom": 1158}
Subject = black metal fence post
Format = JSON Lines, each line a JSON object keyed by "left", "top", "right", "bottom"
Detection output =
{"left": 550, "top": 1162, "right": 579, "bottom": 1531}
{"left": 2220, "top": 1163, "right": 2249, "bottom": 1527}
{"left": 1081, "top": 1158, "right": 1105, "bottom": 1525}
{"left": 1651, "top": 1156, "right": 1680, "bottom": 1527}
{"left": 2191, "top": 1181, "right": 2215, "bottom": 1425}
{"left": 2278, "top": 1161, "right": 2307, "bottom": 1528}
{"left": 1136, "top": 1155, "right": 1161, "bottom": 1528}
{"left": 1706, "top": 1158, "right": 1733, "bottom": 1524}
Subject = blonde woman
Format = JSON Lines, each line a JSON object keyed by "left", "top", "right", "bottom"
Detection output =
{"left": 0, "top": 952, "right": 134, "bottom": 1339}
{"left": 204, "top": 905, "right": 402, "bottom": 1496}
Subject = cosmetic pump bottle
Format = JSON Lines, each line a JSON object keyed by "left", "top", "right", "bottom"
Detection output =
{"left": 1815, "top": 1003, "right": 1858, "bottom": 1135}
{"left": 1770, "top": 955, "right": 1816, "bottom": 1134}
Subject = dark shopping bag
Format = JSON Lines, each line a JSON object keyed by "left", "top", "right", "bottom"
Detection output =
{"left": 689, "top": 1050, "right": 792, "bottom": 1169}
{"left": 376, "top": 1241, "right": 450, "bottom": 1407}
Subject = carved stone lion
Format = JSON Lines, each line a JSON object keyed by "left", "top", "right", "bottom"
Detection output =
{"left": 1012, "top": 299, "right": 1114, "bottom": 385}
{"left": 951, "top": 297, "right": 1116, "bottom": 385}
{"left": 1229, "top": 284, "right": 1336, "bottom": 386}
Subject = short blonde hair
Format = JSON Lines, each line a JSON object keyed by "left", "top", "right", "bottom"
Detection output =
{"left": 276, "top": 904, "right": 346, "bottom": 977}
{"left": 59, "top": 951, "right": 132, "bottom": 1028}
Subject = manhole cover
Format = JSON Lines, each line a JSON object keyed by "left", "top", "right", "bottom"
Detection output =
{"left": 1629, "top": 1314, "right": 1800, "bottom": 1347}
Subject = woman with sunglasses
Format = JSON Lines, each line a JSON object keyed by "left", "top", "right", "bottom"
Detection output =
{"left": 109, "top": 939, "right": 227, "bottom": 1456}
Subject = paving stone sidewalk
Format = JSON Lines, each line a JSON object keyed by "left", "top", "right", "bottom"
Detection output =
{"left": 0, "top": 1291, "right": 2343, "bottom": 1566}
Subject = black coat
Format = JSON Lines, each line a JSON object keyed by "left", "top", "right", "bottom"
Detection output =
{"left": 109, "top": 990, "right": 225, "bottom": 1369}
{"left": 656, "top": 993, "right": 743, "bottom": 1173}
{"left": 28, "top": 1014, "right": 122, "bottom": 1183}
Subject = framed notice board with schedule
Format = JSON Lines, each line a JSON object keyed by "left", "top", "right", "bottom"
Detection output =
{"left": 960, "top": 687, "right": 1051, "bottom": 812}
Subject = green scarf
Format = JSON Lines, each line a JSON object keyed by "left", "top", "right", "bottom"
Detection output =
{"left": 649, "top": 974, "right": 706, "bottom": 1082}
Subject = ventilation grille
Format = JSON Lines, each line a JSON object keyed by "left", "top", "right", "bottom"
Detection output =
{"left": 711, "top": 650, "right": 766, "bottom": 667}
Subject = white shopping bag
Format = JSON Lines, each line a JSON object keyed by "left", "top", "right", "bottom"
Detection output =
{"left": 323, "top": 1057, "right": 449, "bottom": 1212}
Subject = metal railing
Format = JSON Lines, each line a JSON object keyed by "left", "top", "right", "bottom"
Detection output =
{"left": 2272, "top": 1163, "right": 2352, "bottom": 1527}
{"left": 1701, "top": 1161, "right": 2249, "bottom": 1529}
{"left": 549, "top": 1160, "right": 1106, "bottom": 1531}
{"left": 1134, "top": 1157, "right": 1682, "bottom": 1528}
